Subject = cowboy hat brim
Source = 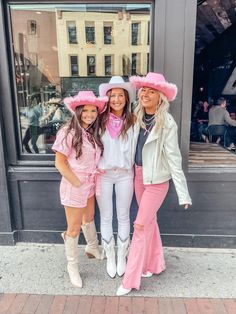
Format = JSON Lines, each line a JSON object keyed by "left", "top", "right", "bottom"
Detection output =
{"left": 130, "top": 76, "right": 177, "bottom": 101}
{"left": 99, "top": 81, "right": 136, "bottom": 103}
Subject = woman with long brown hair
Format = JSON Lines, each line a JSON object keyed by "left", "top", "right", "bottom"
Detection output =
{"left": 96, "top": 76, "right": 136, "bottom": 278}
{"left": 52, "top": 91, "right": 107, "bottom": 288}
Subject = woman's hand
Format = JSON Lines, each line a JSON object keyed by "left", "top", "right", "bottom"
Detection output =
{"left": 73, "top": 179, "right": 83, "bottom": 188}
{"left": 55, "top": 152, "right": 82, "bottom": 188}
{"left": 183, "top": 204, "right": 190, "bottom": 210}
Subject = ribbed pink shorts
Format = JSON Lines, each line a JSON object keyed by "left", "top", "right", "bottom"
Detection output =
{"left": 60, "top": 176, "right": 95, "bottom": 208}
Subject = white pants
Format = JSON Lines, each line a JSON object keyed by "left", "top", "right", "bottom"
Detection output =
{"left": 96, "top": 168, "right": 134, "bottom": 242}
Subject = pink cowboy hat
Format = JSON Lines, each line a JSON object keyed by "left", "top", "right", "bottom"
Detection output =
{"left": 129, "top": 72, "right": 177, "bottom": 101}
{"left": 64, "top": 91, "right": 108, "bottom": 113}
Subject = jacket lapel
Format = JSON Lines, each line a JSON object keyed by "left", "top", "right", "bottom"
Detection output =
{"left": 145, "top": 127, "right": 160, "bottom": 145}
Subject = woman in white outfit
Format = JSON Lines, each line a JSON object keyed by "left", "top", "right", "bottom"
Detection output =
{"left": 97, "top": 76, "right": 136, "bottom": 278}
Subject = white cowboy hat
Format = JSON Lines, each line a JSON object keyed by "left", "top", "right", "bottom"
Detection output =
{"left": 99, "top": 76, "right": 136, "bottom": 103}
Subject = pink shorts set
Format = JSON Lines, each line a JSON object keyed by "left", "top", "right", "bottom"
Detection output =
{"left": 52, "top": 127, "right": 101, "bottom": 208}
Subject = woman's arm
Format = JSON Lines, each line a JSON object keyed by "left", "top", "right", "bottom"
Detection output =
{"left": 55, "top": 151, "right": 82, "bottom": 187}
{"left": 163, "top": 120, "right": 192, "bottom": 206}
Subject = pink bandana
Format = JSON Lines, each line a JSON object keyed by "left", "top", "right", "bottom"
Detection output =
{"left": 107, "top": 113, "right": 124, "bottom": 138}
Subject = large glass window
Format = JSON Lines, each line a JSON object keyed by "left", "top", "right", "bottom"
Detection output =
{"left": 10, "top": 3, "right": 151, "bottom": 155}
{"left": 190, "top": 0, "right": 236, "bottom": 168}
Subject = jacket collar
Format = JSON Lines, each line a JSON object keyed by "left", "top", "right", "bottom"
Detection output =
{"left": 134, "top": 122, "right": 160, "bottom": 144}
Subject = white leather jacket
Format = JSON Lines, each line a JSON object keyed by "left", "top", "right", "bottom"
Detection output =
{"left": 133, "top": 112, "right": 192, "bottom": 205}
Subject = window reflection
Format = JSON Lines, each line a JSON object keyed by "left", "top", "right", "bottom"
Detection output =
{"left": 104, "top": 24, "right": 113, "bottom": 44}
{"left": 85, "top": 22, "right": 95, "bottom": 44}
{"left": 67, "top": 21, "right": 77, "bottom": 44}
{"left": 70, "top": 56, "right": 79, "bottom": 76}
{"left": 131, "top": 22, "right": 140, "bottom": 45}
{"left": 10, "top": 3, "right": 151, "bottom": 154}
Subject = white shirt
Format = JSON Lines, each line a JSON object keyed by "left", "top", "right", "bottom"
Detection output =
{"left": 98, "top": 127, "right": 133, "bottom": 170}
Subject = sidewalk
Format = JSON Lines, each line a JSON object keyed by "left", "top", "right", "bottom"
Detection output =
{"left": 0, "top": 244, "right": 235, "bottom": 313}
{"left": 0, "top": 294, "right": 235, "bottom": 313}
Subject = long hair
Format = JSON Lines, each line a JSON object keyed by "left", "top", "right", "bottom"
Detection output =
{"left": 100, "top": 89, "right": 133, "bottom": 138}
{"left": 136, "top": 90, "right": 170, "bottom": 133}
{"left": 63, "top": 106, "right": 103, "bottom": 158}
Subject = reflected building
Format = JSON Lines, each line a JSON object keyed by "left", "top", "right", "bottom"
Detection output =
{"left": 11, "top": 9, "right": 60, "bottom": 105}
{"left": 55, "top": 10, "right": 150, "bottom": 78}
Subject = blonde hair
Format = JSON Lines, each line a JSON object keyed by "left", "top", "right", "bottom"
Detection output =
{"left": 136, "top": 90, "right": 170, "bottom": 133}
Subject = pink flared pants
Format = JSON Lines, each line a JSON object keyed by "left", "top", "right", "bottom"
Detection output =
{"left": 122, "top": 165, "right": 169, "bottom": 290}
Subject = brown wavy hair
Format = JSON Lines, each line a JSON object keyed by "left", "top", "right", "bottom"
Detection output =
{"left": 100, "top": 89, "right": 133, "bottom": 138}
{"left": 63, "top": 106, "right": 103, "bottom": 158}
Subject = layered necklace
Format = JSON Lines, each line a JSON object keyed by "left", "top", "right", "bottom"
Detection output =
{"left": 143, "top": 113, "right": 155, "bottom": 135}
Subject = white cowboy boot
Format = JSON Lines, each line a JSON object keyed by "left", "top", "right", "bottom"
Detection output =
{"left": 81, "top": 221, "right": 102, "bottom": 259}
{"left": 117, "top": 237, "right": 130, "bottom": 277}
{"left": 61, "top": 232, "right": 82, "bottom": 288}
{"left": 102, "top": 237, "right": 116, "bottom": 278}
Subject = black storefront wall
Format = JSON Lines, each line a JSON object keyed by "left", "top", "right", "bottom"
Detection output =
{"left": 0, "top": 0, "right": 236, "bottom": 248}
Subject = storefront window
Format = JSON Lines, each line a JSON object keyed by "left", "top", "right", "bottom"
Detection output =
{"left": 190, "top": 0, "right": 236, "bottom": 168}
{"left": 10, "top": 3, "right": 151, "bottom": 154}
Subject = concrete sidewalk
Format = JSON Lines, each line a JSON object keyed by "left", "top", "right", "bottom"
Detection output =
{"left": 0, "top": 244, "right": 235, "bottom": 298}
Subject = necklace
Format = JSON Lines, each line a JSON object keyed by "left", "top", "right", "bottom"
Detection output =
{"left": 143, "top": 114, "right": 155, "bottom": 123}
{"left": 143, "top": 123, "right": 154, "bottom": 135}
{"left": 143, "top": 114, "right": 155, "bottom": 135}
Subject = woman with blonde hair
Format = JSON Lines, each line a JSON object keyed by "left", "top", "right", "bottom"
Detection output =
{"left": 116, "top": 72, "right": 192, "bottom": 296}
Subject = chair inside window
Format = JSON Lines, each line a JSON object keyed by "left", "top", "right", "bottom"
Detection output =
{"left": 207, "top": 125, "right": 227, "bottom": 146}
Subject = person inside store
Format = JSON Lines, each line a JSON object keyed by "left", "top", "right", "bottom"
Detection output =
{"left": 196, "top": 100, "right": 209, "bottom": 142}
{"left": 116, "top": 72, "right": 192, "bottom": 296}
{"left": 96, "top": 76, "right": 136, "bottom": 278}
{"left": 52, "top": 91, "right": 107, "bottom": 288}
{"left": 208, "top": 97, "right": 236, "bottom": 149}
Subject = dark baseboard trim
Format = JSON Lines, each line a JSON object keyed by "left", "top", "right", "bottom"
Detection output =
{"left": 1, "top": 231, "right": 236, "bottom": 248}
{"left": 13, "top": 230, "right": 89, "bottom": 245}
{"left": 162, "top": 234, "right": 236, "bottom": 248}
{"left": 0, "top": 232, "right": 15, "bottom": 245}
